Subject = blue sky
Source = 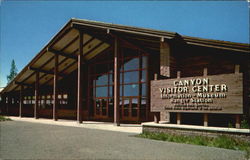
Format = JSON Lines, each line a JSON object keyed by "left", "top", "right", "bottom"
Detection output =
{"left": 0, "top": 1, "right": 249, "bottom": 87}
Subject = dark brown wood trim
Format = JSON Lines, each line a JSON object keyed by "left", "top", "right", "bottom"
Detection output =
{"left": 53, "top": 54, "right": 58, "bottom": 121}
{"left": 61, "top": 35, "right": 79, "bottom": 51}
{"left": 114, "top": 36, "right": 120, "bottom": 126}
{"left": 82, "top": 37, "right": 96, "bottom": 50}
{"left": 77, "top": 30, "right": 83, "bottom": 123}
{"left": 83, "top": 41, "right": 106, "bottom": 58}
{"left": 49, "top": 27, "right": 73, "bottom": 49}
{"left": 14, "top": 35, "right": 93, "bottom": 90}
{"left": 34, "top": 72, "right": 39, "bottom": 119}
{"left": 110, "top": 33, "right": 152, "bottom": 56}
{"left": 15, "top": 81, "right": 33, "bottom": 87}
{"left": 29, "top": 66, "right": 66, "bottom": 77}
{"left": 48, "top": 48, "right": 77, "bottom": 60}
{"left": 73, "top": 25, "right": 112, "bottom": 45}
{"left": 12, "top": 57, "right": 55, "bottom": 91}
{"left": 41, "top": 59, "right": 76, "bottom": 86}
{"left": 19, "top": 85, "right": 23, "bottom": 117}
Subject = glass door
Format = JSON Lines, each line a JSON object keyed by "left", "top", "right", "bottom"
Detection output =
{"left": 119, "top": 48, "right": 148, "bottom": 122}
{"left": 121, "top": 97, "right": 139, "bottom": 121}
{"left": 89, "top": 51, "right": 114, "bottom": 120}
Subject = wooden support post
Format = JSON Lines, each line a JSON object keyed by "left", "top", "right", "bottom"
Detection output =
{"left": 6, "top": 95, "right": 10, "bottom": 116}
{"left": 77, "top": 30, "right": 83, "bottom": 123}
{"left": 235, "top": 115, "right": 240, "bottom": 129}
{"left": 176, "top": 71, "right": 181, "bottom": 125}
{"left": 114, "top": 36, "right": 120, "bottom": 126}
{"left": 203, "top": 68, "right": 208, "bottom": 76}
{"left": 234, "top": 65, "right": 241, "bottom": 128}
{"left": 177, "top": 71, "right": 181, "bottom": 79}
{"left": 34, "top": 72, "right": 39, "bottom": 119}
{"left": 154, "top": 73, "right": 158, "bottom": 80}
{"left": 19, "top": 85, "right": 24, "bottom": 117}
{"left": 235, "top": 64, "right": 240, "bottom": 74}
{"left": 154, "top": 113, "right": 159, "bottom": 123}
{"left": 53, "top": 54, "right": 58, "bottom": 121}
{"left": 204, "top": 113, "right": 208, "bottom": 127}
{"left": 203, "top": 68, "right": 208, "bottom": 126}
{"left": 160, "top": 41, "right": 170, "bottom": 77}
{"left": 177, "top": 113, "right": 181, "bottom": 125}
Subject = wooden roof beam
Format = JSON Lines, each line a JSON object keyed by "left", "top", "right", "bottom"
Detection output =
{"left": 15, "top": 81, "right": 33, "bottom": 87}
{"left": 47, "top": 48, "right": 77, "bottom": 60}
{"left": 72, "top": 25, "right": 112, "bottom": 45}
{"left": 110, "top": 33, "right": 154, "bottom": 55}
{"left": 83, "top": 41, "right": 106, "bottom": 58}
{"left": 29, "top": 67, "right": 66, "bottom": 77}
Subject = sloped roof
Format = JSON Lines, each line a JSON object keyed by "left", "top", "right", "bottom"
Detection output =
{"left": 1, "top": 18, "right": 249, "bottom": 94}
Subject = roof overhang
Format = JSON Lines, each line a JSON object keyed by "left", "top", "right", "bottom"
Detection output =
{"left": 1, "top": 18, "right": 249, "bottom": 95}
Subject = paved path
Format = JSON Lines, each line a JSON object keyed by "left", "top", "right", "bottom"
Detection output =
{"left": 0, "top": 121, "right": 245, "bottom": 160}
{"left": 8, "top": 116, "right": 142, "bottom": 134}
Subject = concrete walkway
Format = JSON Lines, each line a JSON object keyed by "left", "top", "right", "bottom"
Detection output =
{"left": 7, "top": 116, "right": 142, "bottom": 134}
{"left": 0, "top": 121, "right": 245, "bottom": 160}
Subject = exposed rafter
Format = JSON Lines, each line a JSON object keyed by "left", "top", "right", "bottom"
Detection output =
{"left": 60, "top": 35, "right": 79, "bottom": 51}
{"left": 47, "top": 48, "right": 77, "bottom": 60}
{"left": 110, "top": 33, "right": 153, "bottom": 55}
{"left": 83, "top": 41, "right": 106, "bottom": 58}
{"left": 29, "top": 66, "right": 65, "bottom": 77}
{"left": 72, "top": 25, "right": 112, "bottom": 45}
{"left": 15, "top": 81, "right": 33, "bottom": 87}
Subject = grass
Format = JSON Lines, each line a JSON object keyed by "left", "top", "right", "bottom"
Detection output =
{"left": 0, "top": 115, "right": 12, "bottom": 122}
{"left": 137, "top": 131, "right": 250, "bottom": 158}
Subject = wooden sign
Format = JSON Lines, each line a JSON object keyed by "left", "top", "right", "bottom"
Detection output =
{"left": 151, "top": 73, "right": 243, "bottom": 114}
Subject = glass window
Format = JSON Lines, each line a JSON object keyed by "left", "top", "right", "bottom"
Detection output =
{"left": 120, "top": 85, "right": 123, "bottom": 96}
{"left": 142, "top": 56, "right": 147, "bottom": 68}
{"left": 63, "top": 94, "right": 68, "bottom": 99}
{"left": 124, "top": 71, "right": 139, "bottom": 84}
{"left": 96, "top": 86, "right": 108, "bottom": 97}
{"left": 123, "top": 98, "right": 130, "bottom": 116}
{"left": 120, "top": 72, "right": 123, "bottom": 84}
{"left": 124, "top": 84, "right": 139, "bottom": 96}
{"left": 142, "top": 83, "right": 147, "bottom": 97}
{"left": 108, "top": 98, "right": 114, "bottom": 117}
{"left": 123, "top": 58, "right": 139, "bottom": 71}
{"left": 96, "top": 99, "right": 100, "bottom": 115}
{"left": 101, "top": 99, "right": 107, "bottom": 115}
{"left": 131, "top": 98, "right": 138, "bottom": 117}
{"left": 119, "top": 97, "right": 123, "bottom": 106}
{"left": 109, "top": 73, "right": 113, "bottom": 85}
{"left": 96, "top": 74, "right": 108, "bottom": 86}
{"left": 141, "top": 70, "right": 146, "bottom": 83}
{"left": 109, "top": 86, "right": 113, "bottom": 97}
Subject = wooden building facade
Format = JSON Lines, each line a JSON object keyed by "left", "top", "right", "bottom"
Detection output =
{"left": 0, "top": 19, "right": 249, "bottom": 127}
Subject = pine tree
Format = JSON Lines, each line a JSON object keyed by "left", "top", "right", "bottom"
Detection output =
{"left": 7, "top": 59, "right": 18, "bottom": 83}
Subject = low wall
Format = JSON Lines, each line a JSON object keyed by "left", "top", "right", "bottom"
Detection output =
{"left": 142, "top": 122, "right": 250, "bottom": 143}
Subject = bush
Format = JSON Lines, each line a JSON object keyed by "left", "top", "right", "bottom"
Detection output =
{"left": 241, "top": 119, "right": 250, "bottom": 129}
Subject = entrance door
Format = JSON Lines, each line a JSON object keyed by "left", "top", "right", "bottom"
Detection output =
{"left": 121, "top": 97, "right": 139, "bottom": 121}
{"left": 94, "top": 98, "right": 109, "bottom": 119}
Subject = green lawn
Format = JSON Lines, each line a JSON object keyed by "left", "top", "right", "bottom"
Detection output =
{"left": 137, "top": 131, "right": 250, "bottom": 159}
{"left": 0, "top": 115, "right": 12, "bottom": 121}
